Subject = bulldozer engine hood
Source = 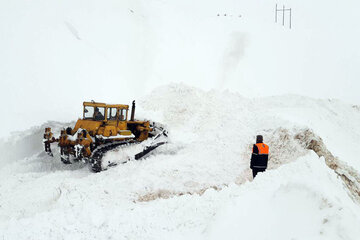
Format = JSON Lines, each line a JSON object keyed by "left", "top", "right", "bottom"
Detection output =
{"left": 73, "top": 119, "right": 102, "bottom": 135}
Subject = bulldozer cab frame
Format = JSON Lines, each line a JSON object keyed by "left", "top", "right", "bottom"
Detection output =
{"left": 82, "top": 102, "right": 129, "bottom": 123}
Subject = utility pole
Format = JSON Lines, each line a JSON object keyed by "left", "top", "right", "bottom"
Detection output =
{"left": 289, "top": 8, "right": 292, "bottom": 29}
{"left": 275, "top": 4, "right": 292, "bottom": 29}
{"left": 282, "top": 5, "right": 285, "bottom": 26}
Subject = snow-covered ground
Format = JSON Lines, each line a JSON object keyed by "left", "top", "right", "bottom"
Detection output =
{"left": 1, "top": 84, "right": 360, "bottom": 239}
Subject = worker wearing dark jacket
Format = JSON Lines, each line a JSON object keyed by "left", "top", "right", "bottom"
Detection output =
{"left": 250, "top": 135, "right": 269, "bottom": 178}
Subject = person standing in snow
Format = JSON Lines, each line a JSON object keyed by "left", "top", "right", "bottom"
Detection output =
{"left": 250, "top": 135, "right": 269, "bottom": 178}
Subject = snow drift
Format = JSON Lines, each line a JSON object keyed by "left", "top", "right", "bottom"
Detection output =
{"left": 1, "top": 84, "right": 360, "bottom": 239}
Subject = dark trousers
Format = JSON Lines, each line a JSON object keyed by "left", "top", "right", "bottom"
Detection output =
{"left": 45, "top": 142, "right": 51, "bottom": 153}
{"left": 252, "top": 168, "right": 266, "bottom": 178}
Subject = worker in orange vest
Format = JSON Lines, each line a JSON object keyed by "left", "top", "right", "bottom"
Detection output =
{"left": 250, "top": 135, "right": 269, "bottom": 178}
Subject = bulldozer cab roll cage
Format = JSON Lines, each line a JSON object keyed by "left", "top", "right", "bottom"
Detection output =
{"left": 82, "top": 102, "right": 129, "bottom": 122}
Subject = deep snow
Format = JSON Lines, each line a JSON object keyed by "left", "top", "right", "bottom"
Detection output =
{"left": 1, "top": 84, "right": 360, "bottom": 239}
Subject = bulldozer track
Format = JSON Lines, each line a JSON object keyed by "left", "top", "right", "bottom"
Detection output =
{"left": 90, "top": 128, "right": 167, "bottom": 172}
{"left": 90, "top": 140, "right": 136, "bottom": 172}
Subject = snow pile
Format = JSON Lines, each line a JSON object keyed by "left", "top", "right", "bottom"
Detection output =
{"left": 1, "top": 84, "right": 360, "bottom": 239}
{"left": 207, "top": 153, "right": 360, "bottom": 240}
{"left": 0, "top": 121, "right": 70, "bottom": 167}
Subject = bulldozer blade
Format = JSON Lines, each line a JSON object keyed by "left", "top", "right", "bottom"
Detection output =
{"left": 134, "top": 141, "right": 166, "bottom": 160}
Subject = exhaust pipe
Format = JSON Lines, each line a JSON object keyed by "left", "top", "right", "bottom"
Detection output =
{"left": 130, "top": 100, "right": 135, "bottom": 121}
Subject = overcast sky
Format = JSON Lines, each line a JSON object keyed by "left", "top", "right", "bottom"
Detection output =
{"left": 0, "top": 0, "right": 359, "bottom": 138}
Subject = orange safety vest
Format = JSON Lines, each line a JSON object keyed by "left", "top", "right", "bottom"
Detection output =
{"left": 255, "top": 143, "right": 269, "bottom": 155}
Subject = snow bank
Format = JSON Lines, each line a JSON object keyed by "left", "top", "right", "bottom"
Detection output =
{"left": 0, "top": 121, "right": 70, "bottom": 167}
{"left": 206, "top": 153, "right": 360, "bottom": 240}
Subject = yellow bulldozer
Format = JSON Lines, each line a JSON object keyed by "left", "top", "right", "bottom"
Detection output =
{"left": 43, "top": 100, "right": 167, "bottom": 172}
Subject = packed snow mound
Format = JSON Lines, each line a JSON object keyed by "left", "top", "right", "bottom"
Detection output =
{"left": 139, "top": 83, "right": 360, "bottom": 170}
{"left": 1, "top": 83, "right": 360, "bottom": 239}
{"left": 206, "top": 153, "right": 360, "bottom": 240}
{"left": 0, "top": 121, "right": 72, "bottom": 167}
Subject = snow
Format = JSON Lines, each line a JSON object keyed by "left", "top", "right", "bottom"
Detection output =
{"left": 1, "top": 84, "right": 360, "bottom": 239}
{"left": 207, "top": 154, "right": 360, "bottom": 240}
{"left": 1, "top": 0, "right": 360, "bottom": 138}
{"left": 0, "top": 0, "right": 359, "bottom": 237}
{"left": 96, "top": 133, "right": 135, "bottom": 140}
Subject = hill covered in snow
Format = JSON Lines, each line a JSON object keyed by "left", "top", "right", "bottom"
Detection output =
{"left": 1, "top": 84, "right": 360, "bottom": 239}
